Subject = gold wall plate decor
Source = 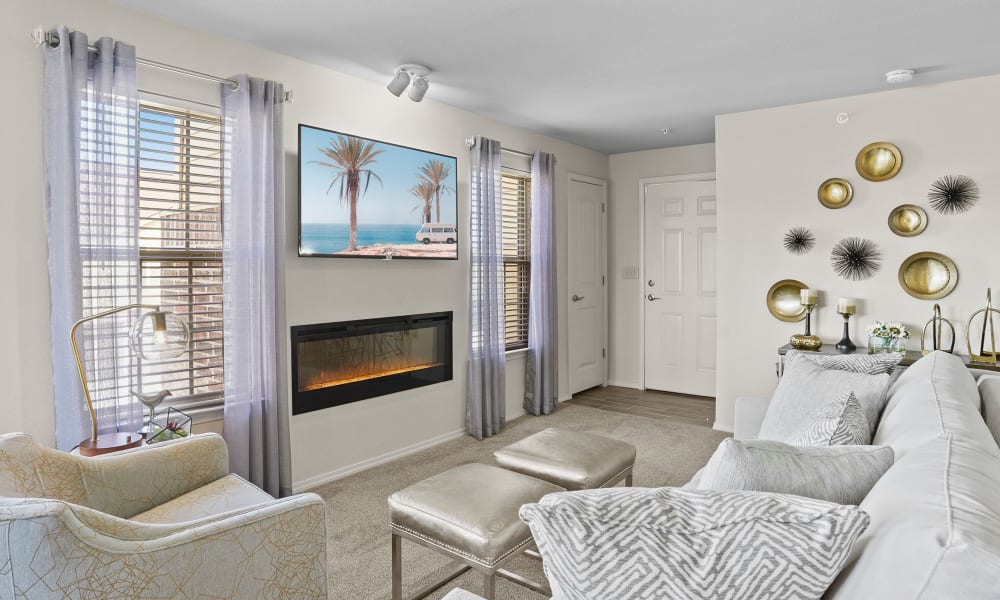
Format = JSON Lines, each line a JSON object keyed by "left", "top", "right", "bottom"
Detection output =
{"left": 898, "top": 252, "right": 958, "bottom": 300}
{"left": 767, "top": 279, "right": 809, "bottom": 322}
{"left": 888, "top": 204, "right": 928, "bottom": 237}
{"left": 817, "top": 178, "right": 854, "bottom": 209}
{"left": 856, "top": 142, "right": 902, "bottom": 181}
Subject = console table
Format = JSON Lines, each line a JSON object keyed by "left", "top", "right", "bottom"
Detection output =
{"left": 776, "top": 344, "right": 1000, "bottom": 377}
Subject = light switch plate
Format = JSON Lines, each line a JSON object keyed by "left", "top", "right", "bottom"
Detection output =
{"left": 623, "top": 265, "right": 639, "bottom": 279}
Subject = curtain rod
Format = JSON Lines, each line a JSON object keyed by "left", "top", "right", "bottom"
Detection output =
{"left": 464, "top": 136, "right": 534, "bottom": 159}
{"left": 35, "top": 28, "right": 240, "bottom": 90}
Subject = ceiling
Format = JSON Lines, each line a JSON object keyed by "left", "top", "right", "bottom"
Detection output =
{"left": 109, "top": 0, "right": 1000, "bottom": 154}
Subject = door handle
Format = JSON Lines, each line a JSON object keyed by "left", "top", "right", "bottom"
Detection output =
{"left": 572, "top": 294, "right": 585, "bottom": 302}
{"left": 647, "top": 294, "right": 661, "bottom": 301}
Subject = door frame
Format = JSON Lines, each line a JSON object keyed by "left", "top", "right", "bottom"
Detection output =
{"left": 637, "top": 172, "right": 716, "bottom": 391}
{"left": 567, "top": 172, "right": 609, "bottom": 394}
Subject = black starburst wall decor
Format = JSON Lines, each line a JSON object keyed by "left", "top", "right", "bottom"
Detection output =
{"left": 831, "top": 237, "right": 881, "bottom": 281}
{"left": 928, "top": 174, "right": 979, "bottom": 214}
{"left": 783, "top": 227, "right": 816, "bottom": 255}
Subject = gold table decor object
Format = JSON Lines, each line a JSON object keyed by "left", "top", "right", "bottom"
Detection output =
{"left": 790, "top": 289, "right": 822, "bottom": 350}
{"left": 888, "top": 204, "right": 928, "bottom": 237}
{"left": 898, "top": 252, "right": 958, "bottom": 300}
{"left": 767, "top": 279, "right": 809, "bottom": 322}
{"left": 966, "top": 289, "right": 998, "bottom": 365}
{"left": 817, "top": 178, "right": 854, "bottom": 209}
{"left": 856, "top": 142, "right": 902, "bottom": 181}
{"left": 921, "top": 304, "right": 955, "bottom": 355}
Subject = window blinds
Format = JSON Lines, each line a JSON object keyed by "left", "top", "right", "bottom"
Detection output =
{"left": 501, "top": 172, "right": 531, "bottom": 350}
{"left": 136, "top": 102, "right": 224, "bottom": 411}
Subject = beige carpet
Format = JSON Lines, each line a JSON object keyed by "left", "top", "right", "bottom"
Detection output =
{"left": 313, "top": 401, "right": 729, "bottom": 600}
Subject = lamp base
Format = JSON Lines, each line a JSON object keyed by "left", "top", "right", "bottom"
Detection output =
{"left": 836, "top": 339, "right": 857, "bottom": 353}
{"left": 790, "top": 334, "right": 823, "bottom": 351}
{"left": 79, "top": 432, "right": 143, "bottom": 457}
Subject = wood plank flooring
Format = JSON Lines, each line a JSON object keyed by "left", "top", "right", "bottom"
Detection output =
{"left": 567, "top": 386, "right": 716, "bottom": 428}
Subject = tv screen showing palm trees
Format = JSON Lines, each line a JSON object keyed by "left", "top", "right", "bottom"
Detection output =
{"left": 298, "top": 124, "right": 458, "bottom": 259}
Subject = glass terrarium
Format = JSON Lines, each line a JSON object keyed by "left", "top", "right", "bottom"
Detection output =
{"left": 146, "top": 407, "right": 192, "bottom": 444}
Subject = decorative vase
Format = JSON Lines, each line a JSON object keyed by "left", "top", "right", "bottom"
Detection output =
{"left": 868, "top": 336, "right": 906, "bottom": 354}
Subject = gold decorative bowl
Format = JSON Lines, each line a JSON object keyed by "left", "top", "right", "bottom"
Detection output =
{"left": 888, "top": 204, "right": 928, "bottom": 237}
{"left": 856, "top": 142, "right": 902, "bottom": 181}
{"left": 766, "top": 279, "right": 808, "bottom": 322}
{"left": 898, "top": 252, "right": 958, "bottom": 300}
{"left": 817, "top": 178, "right": 853, "bottom": 209}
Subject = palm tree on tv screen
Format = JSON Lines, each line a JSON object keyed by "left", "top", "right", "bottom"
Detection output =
{"left": 410, "top": 181, "right": 435, "bottom": 224}
{"left": 418, "top": 159, "right": 454, "bottom": 223}
{"left": 313, "top": 136, "right": 383, "bottom": 251}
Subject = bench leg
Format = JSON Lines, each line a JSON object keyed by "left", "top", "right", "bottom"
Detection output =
{"left": 483, "top": 572, "right": 496, "bottom": 600}
{"left": 392, "top": 533, "right": 403, "bottom": 600}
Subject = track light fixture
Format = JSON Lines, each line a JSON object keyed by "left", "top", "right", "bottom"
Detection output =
{"left": 387, "top": 64, "right": 431, "bottom": 102}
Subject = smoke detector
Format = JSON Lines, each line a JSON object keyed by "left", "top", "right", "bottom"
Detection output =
{"left": 885, "top": 69, "right": 915, "bottom": 84}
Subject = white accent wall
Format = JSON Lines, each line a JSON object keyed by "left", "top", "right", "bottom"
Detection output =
{"left": 2, "top": 0, "right": 607, "bottom": 490}
{"left": 607, "top": 144, "right": 717, "bottom": 389}
{"left": 715, "top": 75, "right": 1000, "bottom": 432}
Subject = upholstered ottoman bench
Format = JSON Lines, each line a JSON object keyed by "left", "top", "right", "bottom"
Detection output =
{"left": 388, "top": 463, "right": 564, "bottom": 600}
{"left": 494, "top": 427, "right": 637, "bottom": 491}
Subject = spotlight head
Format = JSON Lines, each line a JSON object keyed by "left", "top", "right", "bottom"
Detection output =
{"left": 387, "top": 64, "right": 431, "bottom": 100}
{"left": 408, "top": 76, "right": 429, "bottom": 102}
{"left": 387, "top": 68, "right": 410, "bottom": 97}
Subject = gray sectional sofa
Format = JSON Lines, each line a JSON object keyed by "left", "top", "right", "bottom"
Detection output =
{"left": 736, "top": 351, "right": 1000, "bottom": 598}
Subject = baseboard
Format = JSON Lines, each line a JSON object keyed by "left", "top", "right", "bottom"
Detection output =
{"left": 292, "top": 428, "right": 467, "bottom": 493}
{"left": 713, "top": 420, "right": 734, "bottom": 434}
{"left": 607, "top": 379, "right": 641, "bottom": 389}
{"left": 558, "top": 393, "right": 572, "bottom": 403}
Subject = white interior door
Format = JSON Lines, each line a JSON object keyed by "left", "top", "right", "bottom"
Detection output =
{"left": 642, "top": 177, "right": 716, "bottom": 396}
{"left": 568, "top": 175, "right": 607, "bottom": 395}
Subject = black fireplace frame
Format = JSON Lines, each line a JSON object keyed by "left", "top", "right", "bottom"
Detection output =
{"left": 290, "top": 311, "right": 453, "bottom": 415}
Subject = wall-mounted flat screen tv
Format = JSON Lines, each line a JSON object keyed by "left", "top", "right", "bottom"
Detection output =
{"left": 298, "top": 124, "right": 458, "bottom": 260}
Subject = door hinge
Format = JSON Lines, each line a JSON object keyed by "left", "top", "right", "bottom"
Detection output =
{"left": 601, "top": 203, "right": 605, "bottom": 213}
{"left": 602, "top": 348, "right": 606, "bottom": 358}
{"left": 602, "top": 275, "right": 605, "bottom": 286}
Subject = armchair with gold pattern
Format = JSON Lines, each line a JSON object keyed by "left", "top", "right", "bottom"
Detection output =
{"left": 0, "top": 432, "right": 327, "bottom": 599}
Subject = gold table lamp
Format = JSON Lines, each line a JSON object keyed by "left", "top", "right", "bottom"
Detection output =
{"left": 71, "top": 304, "right": 189, "bottom": 456}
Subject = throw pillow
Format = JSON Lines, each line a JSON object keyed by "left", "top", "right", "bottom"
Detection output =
{"left": 760, "top": 354, "right": 890, "bottom": 440}
{"left": 785, "top": 349, "right": 903, "bottom": 375}
{"left": 696, "top": 439, "right": 894, "bottom": 505}
{"left": 520, "top": 487, "right": 870, "bottom": 600}
{"left": 786, "top": 391, "right": 870, "bottom": 446}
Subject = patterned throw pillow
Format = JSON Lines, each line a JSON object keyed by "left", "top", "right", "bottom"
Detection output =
{"left": 785, "top": 349, "right": 903, "bottom": 375}
{"left": 520, "top": 487, "right": 870, "bottom": 600}
{"left": 759, "top": 357, "right": 890, "bottom": 440}
{"left": 786, "top": 391, "right": 870, "bottom": 446}
{"left": 696, "top": 439, "right": 894, "bottom": 505}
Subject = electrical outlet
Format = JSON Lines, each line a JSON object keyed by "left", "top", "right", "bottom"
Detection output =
{"left": 623, "top": 265, "right": 639, "bottom": 279}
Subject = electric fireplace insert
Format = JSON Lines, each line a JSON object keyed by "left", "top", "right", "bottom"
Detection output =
{"left": 290, "top": 312, "right": 453, "bottom": 415}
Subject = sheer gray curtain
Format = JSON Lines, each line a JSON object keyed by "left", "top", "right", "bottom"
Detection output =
{"left": 468, "top": 137, "right": 506, "bottom": 440}
{"left": 43, "top": 27, "right": 142, "bottom": 450}
{"left": 221, "top": 75, "right": 291, "bottom": 497}
{"left": 524, "top": 151, "right": 558, "bottom": 415}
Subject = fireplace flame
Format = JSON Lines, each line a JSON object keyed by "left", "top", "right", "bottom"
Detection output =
{"left": 298, "top": 362, "right": 444, "bottom": 392}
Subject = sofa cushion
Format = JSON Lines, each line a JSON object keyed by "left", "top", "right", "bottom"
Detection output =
{"left": 520, "top": 487, "right": 870, "bottom": 600}
{"left": 786, "top": 349, "right": 903, "bottom": 375}
{"left": 130, "top": 474, "right": 273, "bottom": 524}
{"left": 760, "top": 354, "right": 890, "bottom": 440}
{"left": 696, "top": 439, "right": 893, "bottom": 505}
{"left": 826, "top": 351, "right": 1000, "bottom": 599}
{"left": 786, "top": 392, "right": 870, "bottom": 446}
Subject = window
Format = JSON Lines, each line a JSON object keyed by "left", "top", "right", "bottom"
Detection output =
{"left": 136, "top": 102, "right": 225, "bottom": 412}
{"left": 501, "top": 172, "right": 531, "bottom": 350}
